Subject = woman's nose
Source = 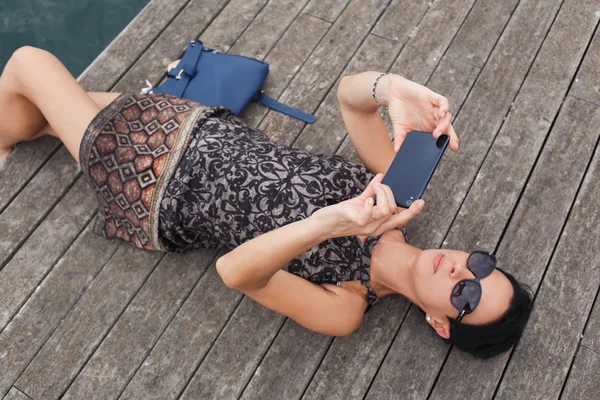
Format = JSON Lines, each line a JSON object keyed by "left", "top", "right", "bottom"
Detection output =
{"left": 449, "top": 262, "right": 474, "bottom": 280}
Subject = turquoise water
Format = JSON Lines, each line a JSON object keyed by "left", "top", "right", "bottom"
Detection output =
{"left": 0, "top": 0, "right": 150, "bottom": 77}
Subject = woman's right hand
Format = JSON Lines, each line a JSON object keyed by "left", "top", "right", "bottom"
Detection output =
{"left": 312, "top": 174, "right": 424, "bottom": 238}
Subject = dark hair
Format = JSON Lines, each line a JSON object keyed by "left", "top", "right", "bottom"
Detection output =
{"left": 444, "top": 268, "right": 534, "bottom": 359}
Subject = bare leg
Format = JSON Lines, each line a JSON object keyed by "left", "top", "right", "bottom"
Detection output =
{"left": 0, "top": 47, "right": 121, "bottom": 163}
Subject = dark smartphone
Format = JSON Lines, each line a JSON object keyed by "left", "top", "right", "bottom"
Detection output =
{"left": 381, "top": 131, "right": 449, "bottom": 208}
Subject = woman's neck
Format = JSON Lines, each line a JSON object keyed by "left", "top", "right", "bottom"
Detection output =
{"left": 368, "top": 230, "right": 422, "bottom": 302}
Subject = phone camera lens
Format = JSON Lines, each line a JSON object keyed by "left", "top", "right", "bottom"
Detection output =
{"left": 406, "top": 200, "right": 413, "bottom": 206}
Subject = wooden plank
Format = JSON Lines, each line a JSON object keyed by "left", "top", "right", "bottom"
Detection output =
{"left": 295, "top": 34, "right": 401, "bottom": 154}
{"left": 365, "top": 0, "right": 566, "bottom": 398}
{"left": 295, "top": 0, "right": 474, "bottom": 155}
{"left": 364, "top": 305, "right": 448, "bottom": 400}
{"left": 389, "top": 0, "right": 477, "bottom": 85}
{"left": 77, "top": 0, "right": 192, "bottom": 91}
{"left": 61, "top": 249, "right": 218, "bottom": 400}
{"left": 118, "top": 259, "right": 242, "bottom": 399}
{"left": 445, "top": 0, "right": 520, "bottom": 67}
{"left": 229, "top": 0, "right": 310, "bottom": 60}
{"left": 113, "top": 0, "right": 264, "bottom": 92}
{"left": 429, "top": 96, "right": 600, "bottom": 400}
{"left": 570, "top": 24, "right": 600, "bottom": 106}
{"left": 15, "top": 245, "right": 163, "bottom": 399}
{"left": 296, "top": 299, "right": 408, "bottom": 400}
{"left": 427, "top": 2, "right": 600, "bottom": 396}
{"left": 561, "top": 346, "right": 600, "bottom": 400}
{"left": 0, "top": 146, "right": 80, "bottom": 269}
{"left": 2, "top": 387, "right": 31, "bottom": 400}
{"left": 305, "top": 0, "right": 350, "bottom": 22}
{"left": 0, "top": 177, "right": 96, "bottom": 330}
{"left": 179, "top": 297, "right": 284, "bottom": 400}
{"left": 0, "top": 224, "right": 119, "bottom": 398}
{"left": 258, "top": 0, "right": 389, "bottom": 145}
{"left": 372, "top": 0, "right": 431, "bottom": 41}
{"left": 241, "top": 13, "right": 332, "bottom": 128}
{"left": 494, "top": 108, "right": 600, "bottom": 399}
{"left": 583, "top": 293, "right": 600, "bottom": 352}
{"left": 0, "top": 137, "right": 60, "bottom": 213}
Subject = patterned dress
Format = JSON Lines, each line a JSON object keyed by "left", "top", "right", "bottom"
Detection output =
{"left": 81, "top": 93, "right": 380, "bottom": 307}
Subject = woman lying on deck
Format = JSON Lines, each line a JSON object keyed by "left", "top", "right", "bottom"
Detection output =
{"left": 0, "top": 46, "right": 532, "bottom": 359}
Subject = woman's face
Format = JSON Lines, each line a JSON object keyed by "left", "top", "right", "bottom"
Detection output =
{"left": 411, "top": 249, "right": 513, "bottom": 334}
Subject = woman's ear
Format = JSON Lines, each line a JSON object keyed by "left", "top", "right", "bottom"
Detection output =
{"left": 425, "top": 315, "right": 451, "bottom": 339}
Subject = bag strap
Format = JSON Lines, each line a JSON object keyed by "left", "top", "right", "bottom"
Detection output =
{"left": 168, "top": 41, "right": 203, "bottom": 97}
{"left": 254, "top": 92, "right": 316, "bottom": 124}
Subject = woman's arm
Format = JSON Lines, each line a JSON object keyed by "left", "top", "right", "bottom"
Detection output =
{"left": 216, "top": 175, "right": 423, "bottom": 336}
{"left": 337, "top": 72, "right": 459, "bottom": 175}
{"left": 337, "top": 72, "right": 396, "bottom": 175}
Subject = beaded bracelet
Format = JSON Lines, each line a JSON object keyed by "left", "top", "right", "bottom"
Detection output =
{"left": 372, "top": 72, "right": 390, "bottom": 109}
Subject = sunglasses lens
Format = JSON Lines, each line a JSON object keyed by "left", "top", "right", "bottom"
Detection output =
{"left": 468, "top": 251, "right": 496, "bottom": 279}
{"left": 451, "top": 281, "right": 481, "bottom": 314}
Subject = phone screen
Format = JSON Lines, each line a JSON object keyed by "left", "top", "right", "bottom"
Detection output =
{"left": 381, "top": 131, "right": 449, "bottom": 208}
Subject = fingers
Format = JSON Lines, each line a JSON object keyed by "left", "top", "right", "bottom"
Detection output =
{"left": 381, "top": 199, "right": 425, "bottom": 231}
{"left": 447, "top": 124, "right": 459, "bottom": 151}
{"left": 372, "top": 183, "right": 398, "bottom": 219}
{"left": 431, "top": 93, "right": 450, "bottom": 120}
{"left": 392, "top": 125, "right": 409, "bottom": 153}
{"left": 433, "top": 112, "right": 452, "bottom": 138}
{"left": 360, "top": 173, "right": 385, "bottom": 201}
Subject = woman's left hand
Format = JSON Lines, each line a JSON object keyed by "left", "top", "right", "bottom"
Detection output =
{"left": 312, "top": 174, "right": 424, "bottom": 238}
{"left": 383, "top": 75, "right": 459, "bottom": 153}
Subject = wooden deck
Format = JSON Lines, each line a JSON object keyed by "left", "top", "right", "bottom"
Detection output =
{"left": 1, "top": 0, "right": 600, "bottom": 398}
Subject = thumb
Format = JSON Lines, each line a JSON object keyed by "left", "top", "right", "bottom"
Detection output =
{"left": 381, "top": 199, "right": 424, "bottom": 231}
{"left": 359, "top": 173, "right": 385, "bottom": 201}
{"left": 392, "top": 124, "right": 410, "bottom": 153}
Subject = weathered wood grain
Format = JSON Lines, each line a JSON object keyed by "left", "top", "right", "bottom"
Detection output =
{"left": 61, "top": 249, "right": 218, "bottom": 400}
{"left": 0, "top": 223, "right": 120, "bottom": 398}
{"left": 241, "top": 13, "right": 332, "bottom": 127}
{"left": 365, "top": 305, "right": 448, "bottom": 400}
{"left": 113, "top": 0, "right": 256, "bottom": 92}
{"left": 300, "top": 298, "right": 409, "bottom": 400}
{"left": 78, "top": 0, "right": 192, "bottom": 91}
{"left": 494, "top": 127, "right": 600, "bottom": 399}
{"left": 179, "top": 297, "right": 284, "bottom": 400}
{"left": 389, "top": 0, "right": 477, "bottom": 85}
{"left": 407, "top": 0, "right": 564, "bottom": 253}
{"left": 0, "top": 177, "right": 96, "bottom": 330}
{"left": 446, "top": 0, "right": 519, "bottom": 67}
{"left": 365, "top": 0, "right": 566, "bottom": 398}
{"left": 429, "top": 97, "right": 600, "bottom": 399}
{"left": 15, "top": 245, "right": 163, "bottom": 399}
{"left": 305, "top": 0, "right": 350, "bottom": 22}
{"left": 117, "top": 254, "right": 242, "bottom": 400}
{"left": 444, "top": 0, "right": 600, "bottom": 260}
{"left": 583, "top": 294, "right": 600, "bottom": 353}
{"left": 371, "top": 0, "right": 431, "bottom": 41}
{"left": 229, "top": 0, "right": 309, "bottom": 60}
{"left": 0, "top": 137, "right": 60, "bottom": 213}
{"left": 0, "top": 146, "right": 80, "bottom": 270}
{"left": 2, "top": 387, "right": 31, "bottom": 400}
{"left": 295, "top": 34, "right": 401, "bottom": 154}
{"left": 296, "top": 0, "right": 474, "bottom": 155}
{"left": 240, "top": 321, "right": 332, "bottom": 400}
{"left": 561, "top": 346, "right": 600, "bottom": 400}
{"left": 570, "top": 23, "right": 600, "bottom": 106}
{"left": 259, "top": 0, "right": 389, "bottom": 145}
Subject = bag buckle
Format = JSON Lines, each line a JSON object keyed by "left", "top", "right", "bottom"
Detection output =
{"left": 176, "top": 69, "right": 184, "bottom": 80}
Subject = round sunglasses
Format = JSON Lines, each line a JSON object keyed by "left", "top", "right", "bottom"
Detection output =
{"left": 450, "top": 251, "right": 497, "bottom": 323}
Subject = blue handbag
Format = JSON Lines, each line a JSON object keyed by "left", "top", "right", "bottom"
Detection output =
{"left": 152, "top": 40, "right": 316, "bottom": 123}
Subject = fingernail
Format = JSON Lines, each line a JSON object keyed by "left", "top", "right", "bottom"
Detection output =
{"left": 368, "top": 198, "right": 374, "bottom": 205}
{"left": 417, "top": 200, "right": 424, "bottom": 209}
{"left": 441, "top": 112, "right": 446, "bottom": 119}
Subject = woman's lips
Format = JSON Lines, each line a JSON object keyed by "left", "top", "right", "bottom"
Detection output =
{"left": 434, "top": 254, "right": 444, "bottom": 274}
